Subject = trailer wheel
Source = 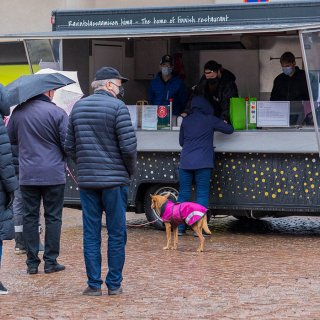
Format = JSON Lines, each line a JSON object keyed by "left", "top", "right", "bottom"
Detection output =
{"left": 144, "top": 184, "right": 179, "bottom": 230}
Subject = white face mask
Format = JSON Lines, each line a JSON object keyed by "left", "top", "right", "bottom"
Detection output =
{"left": 282, "top": 66, "right": 294, "bottom": 76}
{"left": 161, "top": 66, "right": 173, "bottom": 76}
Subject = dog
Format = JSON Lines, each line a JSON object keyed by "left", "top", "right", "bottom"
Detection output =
{"left": 150, "top": 193, "right": 211, "bottom": 252}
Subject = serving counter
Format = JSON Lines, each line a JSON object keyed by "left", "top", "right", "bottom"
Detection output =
{"left": 136, "top": 128, "right": 319, "bottom": 153}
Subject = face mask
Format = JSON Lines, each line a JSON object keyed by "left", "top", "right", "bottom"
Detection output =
{"left": 207, "top": 78, "right": 219, "bottom": 86}
{"left": 282, "top": 67, "right": 293, "bottom": 76}
{"left": 161, "top": 67, "right": 173, "bottom": 77}
{"left": 109, "top": 81, "right": 124, "bottom": 99}
{"left": 116, "top": 86, "right": 125, "bottom": 100}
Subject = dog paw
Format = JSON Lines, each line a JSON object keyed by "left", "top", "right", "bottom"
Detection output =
{"left": 163, "top": 246, "right": 170, "bottom": 250}
{"left": 171, "top": 246, "right": 177, "bottom": 250}
{"left": 197, "top": 248, "right": 204, "bottom": 252}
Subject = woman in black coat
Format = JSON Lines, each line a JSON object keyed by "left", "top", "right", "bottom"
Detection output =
{"left": 0, "top": 84, "right": 18, "bottom": 294}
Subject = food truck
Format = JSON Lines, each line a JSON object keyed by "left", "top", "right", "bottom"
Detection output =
{"left": 2, "top": 0, "right": 320, "bottom": 229}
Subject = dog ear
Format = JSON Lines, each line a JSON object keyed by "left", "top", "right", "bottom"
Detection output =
{"left": 164, "top": 193, "right": 171, "bottom": 199}
{"left": 150, "top": 194, "right": 154, "bottom": 199}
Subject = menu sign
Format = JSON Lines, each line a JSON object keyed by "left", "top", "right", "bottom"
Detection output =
{"left": 257, "top": 101, "right": 290, "bottom": 127}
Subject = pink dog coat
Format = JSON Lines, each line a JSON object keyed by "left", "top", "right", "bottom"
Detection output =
{"left": 160, "top": 200, "right": 207, "bottom": 226}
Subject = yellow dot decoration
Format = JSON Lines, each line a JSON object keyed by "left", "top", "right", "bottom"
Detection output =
{"left": 265, "top": 192, "right": 269, "bottom": 197}
{"left": 311, "top": 184, "right": 315, "bottom": 189}
{"left": 277, "top": 189, "right": 281, "bottom": 193}
{"left": 272, "top": 194, "right": 277, "bottom": 199}
{"left": 293, "top": 167, "right": 297, "bottom": 171}
{"left": 218, "top": 194, "right": 223, "bottom": 198}
{"left": 262, "top": 179, "right": 266, "bottom": 183}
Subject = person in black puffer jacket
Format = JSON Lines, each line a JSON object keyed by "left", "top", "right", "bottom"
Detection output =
{"left": 65, "top": 67, "right": 137, "bottom": 297}
{"left": 0, "top": 84, "right": 18, "bottom": 295}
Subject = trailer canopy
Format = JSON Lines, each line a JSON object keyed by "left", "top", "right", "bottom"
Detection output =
{"left": 1, "top": 1, "right": 320, "bottom": 40}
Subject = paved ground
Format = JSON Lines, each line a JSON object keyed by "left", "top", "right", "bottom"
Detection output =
{"left": 1, "top": 208, "right": 320, "bottom": 319}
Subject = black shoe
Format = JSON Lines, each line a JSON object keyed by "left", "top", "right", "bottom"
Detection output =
{"left": 44, "top": 263, "right": 65, "bottom": 274}
{"left": 0, "top": 282, "right": 8, "bottom": 295}
{"left": 27, "top": 266, "right": 38, "bottom": 275}
{"left": 82, "top": 286, "right": 102, "bottom": 296}
{"left": 108, "top": 286, "right": 123, "bottom": 296}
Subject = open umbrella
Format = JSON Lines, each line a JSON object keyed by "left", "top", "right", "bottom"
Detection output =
{"left": 6, "top": 73, "right": 75, "bottom": 107}
{"left": 36, "top": 68, "right": 83, "bottom": 115}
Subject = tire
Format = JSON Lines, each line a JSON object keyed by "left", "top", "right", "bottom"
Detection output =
{"left": 144, "top": 184, "right": 179, "bottom": 230}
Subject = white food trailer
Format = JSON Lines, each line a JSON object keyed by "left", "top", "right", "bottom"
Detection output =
{"left": 2, "top": 0, "right": 320, "bottom": 228}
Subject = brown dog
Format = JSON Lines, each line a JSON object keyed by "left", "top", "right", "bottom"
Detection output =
{"left": 150, "top": 193, "right": 211, "bottom": 252}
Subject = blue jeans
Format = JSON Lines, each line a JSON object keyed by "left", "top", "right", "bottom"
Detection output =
{"left": 80, "top": 186, "right": 128, "bottom": 290}
{"left": 177, "top": 168, "right": 212, "bottom": 232}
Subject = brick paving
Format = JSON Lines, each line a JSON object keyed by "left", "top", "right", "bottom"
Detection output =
{"left": 1, "top": 208, "right": 320, "bottom": 319}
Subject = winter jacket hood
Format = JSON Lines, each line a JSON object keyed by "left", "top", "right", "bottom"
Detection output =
{"left": 179, "top": 95, "right": 234, "bottom": 170}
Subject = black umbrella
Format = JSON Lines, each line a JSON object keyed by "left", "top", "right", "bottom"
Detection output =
{"left": 6, "top": 73, "right": 76, "bottom": 107}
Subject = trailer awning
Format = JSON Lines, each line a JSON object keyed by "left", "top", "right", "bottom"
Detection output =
{"left": 1, "top": 1, "right": 320, "bottom": 40}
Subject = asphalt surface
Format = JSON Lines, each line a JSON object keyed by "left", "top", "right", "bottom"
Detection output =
{"left": 1, "top": 208, "right": 320, "bottom": 319}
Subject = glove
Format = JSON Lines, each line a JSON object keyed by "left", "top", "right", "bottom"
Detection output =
{"left": 6, "top": 191, "right": 15, "bottom": 209}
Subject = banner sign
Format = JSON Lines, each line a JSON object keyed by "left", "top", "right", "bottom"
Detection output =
{"left": 52, "top": 2, "right": 320, "bottom": 31}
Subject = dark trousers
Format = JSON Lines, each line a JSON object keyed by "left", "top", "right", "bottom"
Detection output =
{"left": 20, "top": 184, "right": 65, "bottom": 268}
{"left": 80, "top": 186, "right": 128, "bottom": 290}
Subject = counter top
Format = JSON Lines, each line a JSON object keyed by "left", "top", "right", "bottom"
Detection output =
{"left": 136, "top": 129, "right": 319, "bottom": 153}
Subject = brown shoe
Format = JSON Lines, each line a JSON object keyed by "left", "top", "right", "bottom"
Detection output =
{"left": 82, "top": 286, "right": 102, "bottom": 296}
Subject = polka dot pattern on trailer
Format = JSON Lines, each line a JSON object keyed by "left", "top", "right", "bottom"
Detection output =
{"left": 65, "top": 152, "right": 320, "bottom": 211}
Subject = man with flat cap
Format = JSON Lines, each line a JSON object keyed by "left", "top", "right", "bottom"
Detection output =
{"left": 65, "top": 67, "right": 137, "bottom": 297}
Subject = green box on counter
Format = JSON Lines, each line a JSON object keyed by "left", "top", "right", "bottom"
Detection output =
{"left": 230, "top": 97, "right": 246, "bottom": 130}
{"left": 230, "top": 97, "right": 257, "bottom": 130}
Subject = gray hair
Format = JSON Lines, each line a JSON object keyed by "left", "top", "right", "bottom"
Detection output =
{"left": 91, "top": 78, "right": 118, "bottom": 91}
{"left": 91, "top": 79, "right": 108, "bottom": 90}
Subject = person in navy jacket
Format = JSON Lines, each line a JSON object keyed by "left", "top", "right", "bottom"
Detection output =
{"left": 148, "top": 54, "right": 188, "bottom": 121}
{"left": 177, "top": 81, "right": 234, "bottom": 235}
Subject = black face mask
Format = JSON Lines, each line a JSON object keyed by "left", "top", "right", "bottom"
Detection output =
{"left": 207, "top": 78, "right": 219, "bottom": 86}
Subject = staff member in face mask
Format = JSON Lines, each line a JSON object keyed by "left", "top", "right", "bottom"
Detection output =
{"left": 148, "top": 54, "right": 188, "bottom": 120}
{"left": 199, "top": 60, "right": 238, "bottom": 122}
{"left": 270, "top": 51, "right": 309, "bottom": 101}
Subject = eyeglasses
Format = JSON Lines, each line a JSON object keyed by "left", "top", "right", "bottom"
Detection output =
{"left": 108, "top": 81, "right": 121, "bottom": 88}
{"left": 204, "top": 70, "right": 214, "bottom": 75}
